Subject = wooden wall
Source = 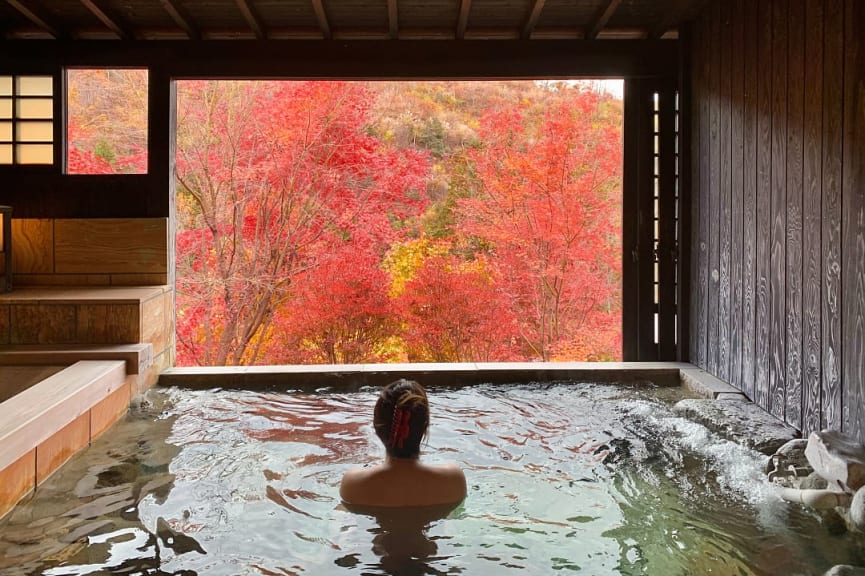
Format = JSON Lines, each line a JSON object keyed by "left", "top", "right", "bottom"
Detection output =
{"left": 8, "top": 218, "right": 169, "bottom": 286}
{"left": 689, "top": 0, "right": 865, "bottom": 439}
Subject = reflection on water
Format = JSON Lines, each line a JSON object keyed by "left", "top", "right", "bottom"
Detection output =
{"left": 1, "top": 382, "right": 864, "bottom": 575}
{"left": 340, "top": 503, "right": 461, "bottom": 575}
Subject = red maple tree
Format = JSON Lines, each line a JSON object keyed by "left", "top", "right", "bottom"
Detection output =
{"left": 174, "top": 81, "right": 430, "bottom": 365}
{"left": 265, "top": 242, "right": 399, "bottom": 364}
{"left": 396, "top": 253, "right": 520, "bottom": 362}
{"left": 458, "top": 88, "right": 622, "bottom": 360}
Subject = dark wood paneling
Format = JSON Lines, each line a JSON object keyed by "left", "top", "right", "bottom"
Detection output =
{"left": 741, "top": 0, "right": 758, "bottom": 401}
{"left": 785, "top": 0, "right": 803, "bottom": 430}
{"left": 717, "top": 0, "right": 731, "bottom": 383}
{"left": 691, "top": 0, "right": 865, "bottom": 436}
{"left": 729, "top": 0, "right": 744, "bottom": 392}
{"left": 768, "top": 0, "right": 787, "bottom": 420}
{"left": 0, "top": 175, "right": 158, "bottom": 218}
{"left": 802, "top": 0, "right": 823, "bottom": 434}
{"left": 706, "top": 0, "right": 720, "bottom": 375}
{"left": 688, "top": 21, "right": 703, "bottom": 365}
{"left": 754, "top": 0, "right": 772, "bottom": 411}
{"left": 822, "top": 0, "right": 843, "bottom": 431}
{"left": 842, "top": 0, "right": 864, "bottom": 443}
{"left": 695, "top": 9, "right": 711, "bottom": 369}
{"left": 678, "top": 26, "right": 693, "bottom": 363}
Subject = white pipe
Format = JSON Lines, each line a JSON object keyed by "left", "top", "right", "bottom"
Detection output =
{"left": 779, "top": 488, "right": 852, "bottom": 509}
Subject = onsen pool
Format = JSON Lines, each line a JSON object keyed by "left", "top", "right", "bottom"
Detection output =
{"left": 0, "top": 382, "right": 861, "bottom": 575}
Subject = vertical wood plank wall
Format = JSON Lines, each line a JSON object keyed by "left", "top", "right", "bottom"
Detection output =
{"left": 689, "top": 0, "right": 865, "bottom": 439}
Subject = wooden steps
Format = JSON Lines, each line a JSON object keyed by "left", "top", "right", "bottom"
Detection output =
{"left": 0, "top": 343, "right": 153, "bottom": 374}
{"left": 0, "top": 285, "right": 173, "bottom": 520}
{"left": 0, "top": 360, "right": 130, "bottom": 519}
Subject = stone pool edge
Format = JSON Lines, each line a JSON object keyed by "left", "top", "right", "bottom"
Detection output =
{"left": 157, "top": 361, "right": 692, "bottom": 390}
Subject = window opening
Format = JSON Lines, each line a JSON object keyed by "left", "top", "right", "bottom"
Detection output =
{"left": 0, "top": 75, "right": 54, "bottom": 165}
{"left": 651, "top": 87, "right": 680, "bottom": 358}
{"left": 173, "top": 80, "right": 625, "bottom": 366}
{"left": 66, "top": 68, "right": 148, "bottom": 174}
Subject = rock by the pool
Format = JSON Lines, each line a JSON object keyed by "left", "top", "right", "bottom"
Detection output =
{"left": 805, "top": 431, "right": 865, "bottom": 493}
{"left": 800, "top": 471, "right": 829, "bottom": 491}
{"left": 852, "top": 487, "right": 865, "bottom": 532}
{"left": 824, "top": 566, "right": 865, "bottom": 576}
{"left": 672, "top": 399, "right": 799, "bottom": 455}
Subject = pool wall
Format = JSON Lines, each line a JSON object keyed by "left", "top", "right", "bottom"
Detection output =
{"left": 157, "top": 361, "right": 696, "bottom": 390}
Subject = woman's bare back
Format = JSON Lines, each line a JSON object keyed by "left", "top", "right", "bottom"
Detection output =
{"left": 340, "top": 459, "right": 466, "bottom": 508}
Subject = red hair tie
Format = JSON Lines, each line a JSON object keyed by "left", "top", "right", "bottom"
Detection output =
{"left": 390, "top": 407, "right": 412, "bottom": 449}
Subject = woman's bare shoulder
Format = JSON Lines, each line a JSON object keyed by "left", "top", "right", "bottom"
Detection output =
{"left": 423, "top": 463, "right": 467, "bottom": 494}
{"left": 339, "top": 465, "right": 381, "bottom": 502}
{"left": 425, "top": 462, "right": 465, "bottom": 477}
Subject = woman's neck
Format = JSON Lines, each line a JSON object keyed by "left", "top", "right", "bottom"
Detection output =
{"left": 386, "top": 455, "right": 420, "bottom": 464}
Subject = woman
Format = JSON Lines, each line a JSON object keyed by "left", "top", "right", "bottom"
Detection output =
{"left": 340, "top": 379, "right": 467, "bottom": 507}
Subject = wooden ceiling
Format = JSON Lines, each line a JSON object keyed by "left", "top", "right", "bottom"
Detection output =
{"left": 2, "top": 0, "right": 704, "bottom": 41}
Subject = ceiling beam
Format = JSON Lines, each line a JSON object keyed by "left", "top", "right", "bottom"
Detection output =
{"left": 79, "top": 0, "right": 133, "bottom": 39}
{"left": 1, "top": 39, "right": 680, "bottom": 79}
{"left": 158, "top": 0, "right": 199, "bottom": 40}
{"left": 648, "top": 0, "right": 693, "bottom": 39}
{"left": 585, "top": 0, "right": 622, "bottom": 40}
{"left": 387, "top": 0, "right": 397, "bottom": 38}
{"left": 6, "top": 0, "right": 66, "bottom": 38}
{"left": 520, "top": 0, "right": 545, "bottom": 40}
{"left": 311, "top": 0, "right": 331, "bottom": 39}
{"left": 456, "top": 0, "right": 471, "bottom": 39}
{"left": 233, "top": 0, "right": 265, "bottom": 39}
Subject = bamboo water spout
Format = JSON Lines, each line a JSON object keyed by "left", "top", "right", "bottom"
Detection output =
{"left": 779, "top": 488, "right": 852, "bottom": 509}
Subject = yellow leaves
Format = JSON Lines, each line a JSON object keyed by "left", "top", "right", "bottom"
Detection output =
{"left": 382, "top": 238, "right": 451, "bottom": 297}
{"left": 383, "top": 238, "right": 497, "bottom": 300}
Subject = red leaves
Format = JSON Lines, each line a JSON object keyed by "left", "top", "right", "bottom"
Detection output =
{"left": 397, "top": 255, "right": 520, "bottom": 362}
{"left": 458, "top": 87, "right": 623, "bottom": 360}
{"left": 175, "top": 81, "right": 431, "bottom": 365}
{"left": 174, "top": 81, "right": 623, "bottom": 365}
{"left": 266, "top": 246, "right": 398, "bottom": 364}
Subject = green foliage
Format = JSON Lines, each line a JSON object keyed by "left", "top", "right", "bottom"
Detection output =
{"left": 413, "top": 117, "right": 446, "bottom": 157}
{"left": 93, "top": 139, "right": 116, "bottom": 164}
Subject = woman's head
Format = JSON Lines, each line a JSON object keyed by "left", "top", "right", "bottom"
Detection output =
{"left": 374, "top": 379, "right": 429, "bottom": 458}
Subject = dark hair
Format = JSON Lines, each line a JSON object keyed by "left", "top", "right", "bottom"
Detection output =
{"left": 373, "top": 379, "right": 429, "bottom": 458}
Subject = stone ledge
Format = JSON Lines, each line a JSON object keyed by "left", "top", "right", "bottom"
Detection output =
{"left": 679, "top": 366, "right": 743, "bottom": 398}
{"left": 673, "top": 398, "right": 800, "bottom": 455}
{"left": 159, "top": 361, "right": 690, "bottom": 390}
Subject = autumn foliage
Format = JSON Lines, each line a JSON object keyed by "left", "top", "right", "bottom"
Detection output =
{"left": 66, "top": 69, "right": 148, "bottom": 174}
{"left": 67, "top": 77, "right": 624, "bottom": 365}
{"left": 174, "top": 81, "right": 429, "bottom": 365}
{"left": 461, "top": 93, "right": 622, "bottom": 360}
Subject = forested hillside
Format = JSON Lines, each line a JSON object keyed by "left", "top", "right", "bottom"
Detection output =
{"left": 68, "top": 75, "right": 623, "bottom": 366}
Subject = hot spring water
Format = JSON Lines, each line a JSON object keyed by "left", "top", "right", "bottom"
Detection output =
{"left": 0, "top": 382, "right": 862, "bottom": 575}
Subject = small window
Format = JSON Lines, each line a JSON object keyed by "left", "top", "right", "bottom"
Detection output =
{"left": 0, "top": 75, "right": 55, "bottom": 165}
{"left": 66, "top": 69, "right": 148, "bottom": 174}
